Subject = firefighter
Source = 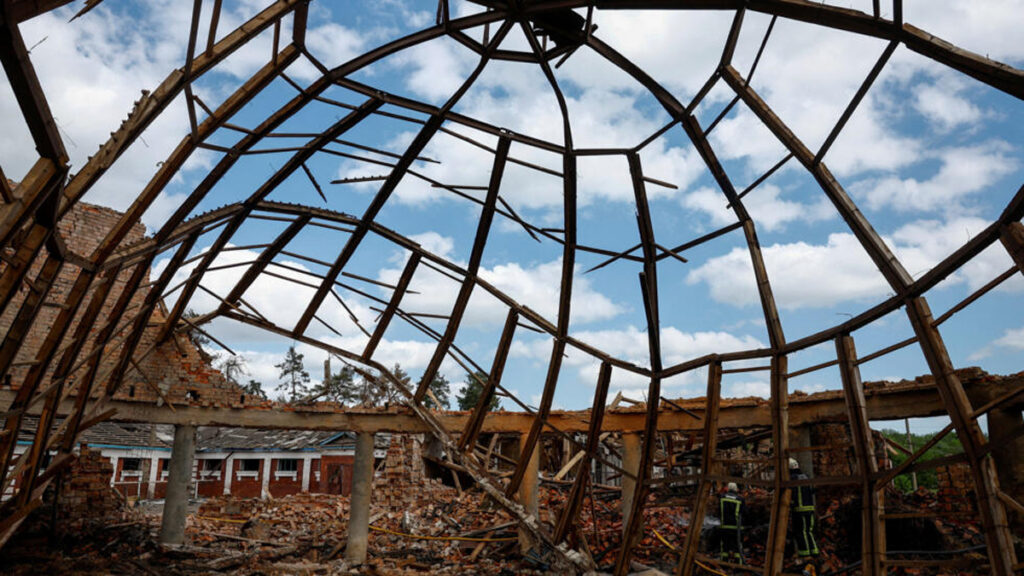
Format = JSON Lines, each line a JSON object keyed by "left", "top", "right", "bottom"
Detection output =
{"left": 718, "top": 482, "right": 744, "bottom": 564}
{"left": 789, "top": 458, "right": 819, "bottom": 558}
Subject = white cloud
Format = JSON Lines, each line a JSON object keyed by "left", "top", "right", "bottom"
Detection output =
{"left": 512, "top": 325, "right": 763, "bottom": 393}
{"left": 851, "top": 142, "right": 1017, "bottom": 214}
{"left": 994, "top": 326, "right": 1024, "bottom": 350}
{"left": 687, "top": 216, "right": 1024, "bottom": 310}
{"left": 378, "top": 251, "right": 623, "bottom": 328}
{"left": 913, "top": 80, "right": 985, "bottom": 132}
{"left": 683, "top": 184, "right": 835, "bottom": 232}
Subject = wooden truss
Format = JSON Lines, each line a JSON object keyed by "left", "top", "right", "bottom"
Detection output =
{"left": 1, "top": 0, "right": 1023, "bottom": 573}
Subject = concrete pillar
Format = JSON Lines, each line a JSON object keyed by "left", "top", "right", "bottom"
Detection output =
{"left": 223, "top": 456, "right": 233, "bottom": 495}
{"left": 147, "top": 457, "right": 160, "bottom": 499}
{"left": 989, "top": 405, "right": 1024, "bottom": 532}
{"left": 621, "top": 432, "right": 642, "bottom": 533}
{"left": 260, "top": 456, "right": 272, "bottom": 499}
{"left": 345, "top": 432, "right": 375, "bottom": 565}
{"left": 301, "top": 456, "right": 312, "bottom": 493}
{"left": 159, "top": 424, "right": 196, "bottom": 546}
{"left": 517, "top": 434, "right": 540, "bottom": 553}
{"left": 109, "top": 455, "right": 119, "bottom": 487}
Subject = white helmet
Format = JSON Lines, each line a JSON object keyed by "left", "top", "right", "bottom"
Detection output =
{"left": 789, "top": 458, "right": 800, "bottom": 470}
{"left": 726, "top": 482, "right": 738, "bottom": 492}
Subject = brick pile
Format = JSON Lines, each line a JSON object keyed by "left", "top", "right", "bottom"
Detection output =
{"left": 54, "top": 446, "right": 127, "bottom": 534}
{"left": 375, "top": 434, "right": 457, "bottom": 511}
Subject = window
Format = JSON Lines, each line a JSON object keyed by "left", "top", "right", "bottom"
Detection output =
{"left": 200, "top": 459, "right": 222, "bottom": 478}
{"left": 276, "top": 458, "right": 298, "bottom": 479}
{"left": 121, "top": 458, "right": 142, "bottom": 477}
{"left": 237, "top": 459, "right": 260, "bottom": 478}
{"left": 160, "top": 458, "right": 170, "bottom": 478}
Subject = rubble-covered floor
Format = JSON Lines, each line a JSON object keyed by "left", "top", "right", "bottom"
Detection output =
{"left": 0, "top": 483, "right": 990, "bottom": 576}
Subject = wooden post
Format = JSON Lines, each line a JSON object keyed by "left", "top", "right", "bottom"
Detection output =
{"left": 621, "top": 432, "right": 642, "bottom": 534}
{"left": 517, "top": 433, "right": 540, "bottom": 554}
{"left": 763, "top": 355, "right": 791, "bottom": 576}
{"left": 906, "top": 297, "right": 1017, "bottom": 574}
{"left": 836, "top": 335, "right": 884, "bottom": 575}
{"left": 677, "top": 360, "right": 722, "bottom": 576}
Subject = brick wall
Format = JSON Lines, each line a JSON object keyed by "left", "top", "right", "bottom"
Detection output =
{"left": 375, "top": 434, "right": 456, "bottom": 511}
{"left": 0, "top": 202, "right": 255, "bottom": 408}
{"left": 936, "top": 464, "right": 975, "bottom": 514}
{"left": 54, "top": 446, "right": 126, "bottom": 534}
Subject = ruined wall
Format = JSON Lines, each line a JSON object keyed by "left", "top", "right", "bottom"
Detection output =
{"left": 375, "top": 435, "right": 456, "bottom": 511}
{"left": 0, "top": 202, "right": 253, "bottom": 408}
{"left": 54, "top": 447, "right": 126, "bottom": 534}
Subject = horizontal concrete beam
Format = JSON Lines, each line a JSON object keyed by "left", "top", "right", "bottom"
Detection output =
{"left": 3, "top": 377, "right": 1016, "bottom": 434}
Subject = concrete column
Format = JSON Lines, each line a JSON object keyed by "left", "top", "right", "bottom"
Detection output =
{"left": 301, "top": 456, "right": 312, "bottom": 493}
{"left": 989, "top": 405, "right": 1024, "bottom": 533}
{"left": 621, "top": 432, "right": 642, "bottom": 533}
{"left": 159, "top": 424, "right": 196, "bottom": 546}
{"left": 147, "top": 456, "right": 160, "bottom": 499}
{"left": 345, "top": 432, "right": 375, "bottom": 565}
{"left": 260, "top": 456, "right": 272, "bottom": 499}
{"left": 223, "top": 456, "right": 233, "bottom": 495}
{"left": 517, "top": 434, "right": 540, "bottom": 553}
{"left": 109, "top": 455, "right": 119, "bottom": 487}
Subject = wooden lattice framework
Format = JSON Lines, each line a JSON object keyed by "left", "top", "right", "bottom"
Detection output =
{"left": 1, "top": 1, "right": 1023, "bottom": 574}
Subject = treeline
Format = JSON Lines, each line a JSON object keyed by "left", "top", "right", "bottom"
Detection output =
{"left": 217, "top": 346, "right": 500, "bottom": 411}
{"left": 879, "top": 428, "right": 964, "bottom": 492}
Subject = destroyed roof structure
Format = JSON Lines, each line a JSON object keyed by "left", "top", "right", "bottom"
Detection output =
{"left": 1, "top": 1, "right": 1023, "bottom": 575}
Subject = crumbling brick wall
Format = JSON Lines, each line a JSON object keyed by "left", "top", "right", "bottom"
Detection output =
{"left": 375, "top": 434, "right": 456, "bottom": 511}
{"left": 935, "top": 464, "right": 975, "bottom": 514}
{"left": 0, "top": 202, "right": 253, "bottom": 408}
{"left": 54, "top": 446, "right": 126, "bottom": 534}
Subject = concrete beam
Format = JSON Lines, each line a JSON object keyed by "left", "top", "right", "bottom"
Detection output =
{"left": 2, "top": 377, "right": 1019, "bottom": 434}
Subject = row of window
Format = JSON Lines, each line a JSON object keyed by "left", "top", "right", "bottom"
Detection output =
{"left": 119, "top": 457, "right": 306, "bottom": 474}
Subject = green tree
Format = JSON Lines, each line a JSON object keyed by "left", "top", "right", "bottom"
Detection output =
{"left": 242, "top": 379, "right": 267, "bottom": 400}
{"left": 275, "top": 346, "right": 310, "bottom": 402}
{"left": 315, "top": 363, "right": 360, "bottom": 404}
{"left": 880, "top": 427, "right": 965, "bottom": 492}
{"left": 423, "top": 372, "right": 451, "bottom": 410}
{"left": 456, "top": 371, "right": 500, "bottom": 412}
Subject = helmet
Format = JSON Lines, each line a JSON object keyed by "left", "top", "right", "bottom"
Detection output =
{"left": 726, "top": 482, "right": 738, "bottom": 492}
{"left": 789, "top": 458, "right": 800, "bottom": 470}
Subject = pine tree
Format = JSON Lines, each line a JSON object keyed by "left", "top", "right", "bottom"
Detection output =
{"left": 315, "top": 364, "right": 360, "bottom": 404}
{"left": 275, "top": 346, "right": 310, "bottom": 402}
{"left": 424, "top": 372, "right": 451, "bottom": 410}
{"left": 456, "top": 371, "right": 500, "bottom": 412}
{"left": 242, "top": 379, "right": 267, "bottom": 400}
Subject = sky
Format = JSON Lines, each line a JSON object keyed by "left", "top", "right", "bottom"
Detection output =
{"left": 1, "top": 0, "right": 1022, "bottom": 434}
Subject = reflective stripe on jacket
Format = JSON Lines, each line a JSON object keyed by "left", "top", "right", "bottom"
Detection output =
{"left": 720, "top": 495, "right": 742, "bottom": 529}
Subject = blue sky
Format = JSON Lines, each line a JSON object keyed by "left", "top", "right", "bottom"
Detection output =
{"left": 1, "top": 1, "right": 1022, "bottom": 433}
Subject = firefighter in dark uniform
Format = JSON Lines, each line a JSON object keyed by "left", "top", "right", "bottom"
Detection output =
{"left": 718, "top": 482, "right": 744, "bottom": 564}
{"left": 789, "top": 458, "right": 819, "bottom": 558}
